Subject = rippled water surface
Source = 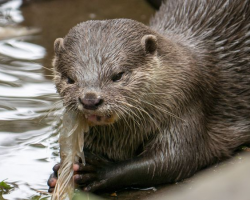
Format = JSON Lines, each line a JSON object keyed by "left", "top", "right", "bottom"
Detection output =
{"left": 0, "top": 1, "right": 154, "bottom": 199}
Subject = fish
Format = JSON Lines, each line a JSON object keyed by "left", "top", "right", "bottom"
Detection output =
{"left": 51, "top": 109, "right": 89, "bottom": 200}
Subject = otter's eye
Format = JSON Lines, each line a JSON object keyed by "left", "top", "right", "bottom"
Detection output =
{"left": 66, "top": 76, "right": 75, "bottom": 84}
{"left": 112, "top": 72, "right": 124, "bottom": 82}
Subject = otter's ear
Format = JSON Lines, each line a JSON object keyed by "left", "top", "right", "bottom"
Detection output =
{"left": 141, "top": 35, "right": 157, "bottom": 55}
{"left": 54, "top": 38, "right": 64, "bottom": 55}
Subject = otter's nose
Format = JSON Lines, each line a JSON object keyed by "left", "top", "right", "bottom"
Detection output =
{"left": 79, "top": 93, "right": 104, "bottom": 110}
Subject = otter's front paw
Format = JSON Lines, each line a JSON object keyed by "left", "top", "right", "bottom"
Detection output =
{"left": 47, "top": 163, "right": 60, "bottom": 193}
{"left": 73, "top": 153, "right": 114, "bottom": 192}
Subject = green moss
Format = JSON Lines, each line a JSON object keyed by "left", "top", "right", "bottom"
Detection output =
{"left": 30, "top": 195, "right": 50, "bottom": 200}
{"left": 73, "top": 191, "right": 104, "bottom": 200}
{"left": 0, "top": 181, "right": 12, "bottom": 191}
{"left": 0, "top": 180, "right": 14, "bottom": 200}
{"left": 0, "top": 180, "right": 14, "bottom": 193}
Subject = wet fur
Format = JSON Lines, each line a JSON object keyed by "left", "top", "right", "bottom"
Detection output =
{"left": 53, "top": 0, "right": 250, "bottom": 187}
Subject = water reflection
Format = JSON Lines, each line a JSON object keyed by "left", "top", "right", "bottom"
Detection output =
{"left": 0, "top": 39, "right": 45, "bottom": 60}
{"left": 0, "top": 1, "right": 60, "bottom": 197}
{"left": 0, "top": 0, "right": 23, "bottom": 24}
{"left": 0, "top": 51, "right": 60, "bottom": 199}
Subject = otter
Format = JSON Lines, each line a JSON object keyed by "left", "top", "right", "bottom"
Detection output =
{"left": 48, "top": 0, "right": 250, "bottom": 193}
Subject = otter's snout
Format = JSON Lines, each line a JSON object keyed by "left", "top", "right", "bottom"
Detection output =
{"left": 79, "top": 93, "right": 104, "bottom": 110}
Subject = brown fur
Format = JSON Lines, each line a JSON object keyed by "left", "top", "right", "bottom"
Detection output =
{"left": 52, "top": 0, "right": 250, "bottom": 189}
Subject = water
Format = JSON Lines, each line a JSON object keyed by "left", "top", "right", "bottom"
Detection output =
{"left": 0, "top": 1, "right": 154, "bottom": 199}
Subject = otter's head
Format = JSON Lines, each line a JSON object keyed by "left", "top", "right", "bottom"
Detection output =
{"left": 53, "top": 19, "right": 163, "bottom": 126}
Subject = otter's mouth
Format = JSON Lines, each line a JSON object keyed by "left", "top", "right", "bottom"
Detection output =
{"left": 84, "top": 113, "right": 116, "bottom": 126}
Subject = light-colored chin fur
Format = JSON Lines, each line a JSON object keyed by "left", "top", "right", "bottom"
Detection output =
{"left": 77, "top": 104, "right": 117, "bottom": 126}
{"left": 87, "top": 114, "right": 117, "bottom": 126}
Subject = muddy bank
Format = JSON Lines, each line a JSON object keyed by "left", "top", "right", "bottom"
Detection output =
{"left": 146, "top": 153, "right": 250, "bottom": 200}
